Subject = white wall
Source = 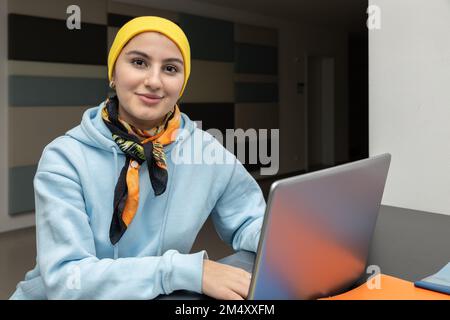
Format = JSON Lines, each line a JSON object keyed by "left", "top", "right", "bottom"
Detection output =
{"left": 369, "top": 0, "right": 450, "bottom": 215}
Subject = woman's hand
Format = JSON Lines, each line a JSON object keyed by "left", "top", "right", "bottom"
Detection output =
{"left": 202, "top": 259, "right": 252, "bottom": 300}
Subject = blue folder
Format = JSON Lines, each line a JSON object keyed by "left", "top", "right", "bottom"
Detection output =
{"left": 414, "top": 262, "right": 450, "bottom": 295}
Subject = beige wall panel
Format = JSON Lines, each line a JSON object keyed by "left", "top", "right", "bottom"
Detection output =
{"left": 9, "top": 106, "right": 90, "bottom": 167}
{"left": 182, "top": 60, "right": 234, "bottom": 103}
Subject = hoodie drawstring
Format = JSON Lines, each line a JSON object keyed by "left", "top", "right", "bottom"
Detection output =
{"left": 112, "top": 146, "right": 119, "bottom": 259}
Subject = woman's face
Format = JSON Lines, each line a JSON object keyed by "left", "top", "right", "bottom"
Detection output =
{"left": 112, "top": 31, "right": 185, "bottom": 130}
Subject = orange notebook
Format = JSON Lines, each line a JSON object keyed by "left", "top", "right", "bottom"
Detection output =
{"left": 321, "top": 274, "right": 450, "bottom": 300}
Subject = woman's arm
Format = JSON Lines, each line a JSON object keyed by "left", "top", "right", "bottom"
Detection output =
{"left": 34, "top": 140, "right": 207, "bottom": 300}
{"left": 210, "top": 157, "right": 266, "bottom": 254}
{"left": 200, "top": 156, "right": 265, "bottom": 299}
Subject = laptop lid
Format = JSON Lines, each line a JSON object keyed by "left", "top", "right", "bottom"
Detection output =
{"left": 248, "top": 153, "right": 391, "bottom": 300}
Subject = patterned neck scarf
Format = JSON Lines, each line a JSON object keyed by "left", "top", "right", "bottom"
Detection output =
{"left": 101, "top": 95, "right": 181, "bottom": 245}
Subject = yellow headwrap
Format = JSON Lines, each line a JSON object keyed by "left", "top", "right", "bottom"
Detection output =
{"left": 107, "top": 16, "right": 191, "bottom": 97}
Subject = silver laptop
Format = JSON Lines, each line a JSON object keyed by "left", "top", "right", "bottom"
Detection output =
{"left": 248, "top": 153, "right": 391, "bottom": 300}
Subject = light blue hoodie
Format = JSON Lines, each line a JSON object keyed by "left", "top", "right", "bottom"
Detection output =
{"left": 10, "top": 101, "right": 265, "bottom": 299}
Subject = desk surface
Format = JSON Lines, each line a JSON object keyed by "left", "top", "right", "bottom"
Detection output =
{"left": 368, "top": 205, "right": 450, "bottom": 282}
{"left": 158, "top": 205, "right": 450, "bottom": 299}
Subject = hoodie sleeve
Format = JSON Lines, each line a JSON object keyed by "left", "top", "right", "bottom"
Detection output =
{"left": 34, "top": 138, "right": 207, "bottom": 300}
{"left": 211, "top": 157, "right": 266, "bottom": 254}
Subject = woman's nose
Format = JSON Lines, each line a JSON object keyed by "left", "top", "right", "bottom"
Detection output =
{"left": 144, "top": 68, "right": 162, "bottom": 89}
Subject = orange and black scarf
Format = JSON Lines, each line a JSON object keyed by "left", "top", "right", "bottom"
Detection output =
{"left": 102, "top": 95, "right": 181, "bottom": 245}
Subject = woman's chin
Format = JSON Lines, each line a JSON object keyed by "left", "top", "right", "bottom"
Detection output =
{"left": 134, "top": 105, "right": 160, "bottom": 119}
{"left": 131, "top": 112, "right": 163, "bottom": 128}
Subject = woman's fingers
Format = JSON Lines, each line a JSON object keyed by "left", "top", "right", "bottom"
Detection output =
{"left": 225, "top": 290, "right": 245, "bottom": 300}
{"left": 230, "top": 271, "right": 251, "bottom": 299}
{"left": 202, "top": 260, "right": 253, "bottom": 300}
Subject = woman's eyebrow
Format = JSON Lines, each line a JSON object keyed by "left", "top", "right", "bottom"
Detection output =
{"left": 164, "top": 58, "right": 184, "bottom": 66}
{"left": 125, "top": 50, "right": 183, "bottom": 66}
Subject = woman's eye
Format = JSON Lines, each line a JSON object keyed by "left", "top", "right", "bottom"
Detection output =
{"left": 131, "top": 59, "right": 146, "bottom": 67}
{"left": 165, "top": 65, "right": 178, "bottom": 73}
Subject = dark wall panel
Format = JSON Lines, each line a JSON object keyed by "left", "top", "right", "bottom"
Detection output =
{"left": 8, "top": 14, "right": 107, "bottom": 65}
{"left": 235, "top": 43, "right": 278, "bottom": 75}
{"left": 179, "top": 13, "right": 234, "bottom": 62}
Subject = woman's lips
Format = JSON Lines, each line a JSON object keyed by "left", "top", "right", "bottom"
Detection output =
{"left": 136, "top": 93, "right": 163, "bottom": 105}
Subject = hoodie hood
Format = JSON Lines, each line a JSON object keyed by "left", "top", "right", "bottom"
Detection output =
{"left": 66, "top": 100, "right": 196, "bottom": 154}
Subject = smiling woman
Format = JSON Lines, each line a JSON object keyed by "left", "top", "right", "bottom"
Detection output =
{"left": 112, "top": 32, "right": 185, "bottom": 130}
{"left": 10, "top": 16, "right": 265, "bottom": 300}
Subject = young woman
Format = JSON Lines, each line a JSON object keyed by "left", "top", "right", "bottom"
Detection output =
{"left": 10, "top": 16, "right": 265, "bottom": 300}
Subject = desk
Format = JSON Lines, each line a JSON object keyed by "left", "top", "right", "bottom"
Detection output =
{"left": 157, "top": 205, "right": 450, "bottom": 299}
{"left": 368, "top": 205, "right": 450, "bottom": 282}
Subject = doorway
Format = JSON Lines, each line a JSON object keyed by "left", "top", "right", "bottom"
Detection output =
{"left": 306, "top": 55, "right": 335, "bottom": 172}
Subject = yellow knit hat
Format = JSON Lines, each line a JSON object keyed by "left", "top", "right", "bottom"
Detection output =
{"left": 108, "top": 16, "right": 191, "bottom": 97}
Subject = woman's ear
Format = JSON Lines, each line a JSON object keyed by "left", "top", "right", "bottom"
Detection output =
{"left": 110, "top": 69, "right": 116, "bottom": 89}
{"left": 109, "top": 72, "right": 116, "bottom": 89}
